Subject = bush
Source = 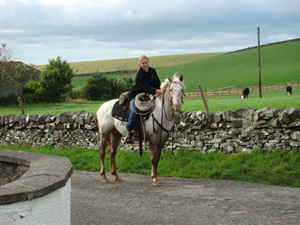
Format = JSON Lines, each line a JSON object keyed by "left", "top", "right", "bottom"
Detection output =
{"left": 81, "top": 72, "right": 134, "bottom": 101}
{"left": 0, "top": 94, "right": 18, "bottom": 106}
{"left": 23, "top": 80, "right": 40, "bottom": 94}
{"left": 21, "top": 93, "right": 41, "bottom": 104}
{"left": 68, "top": 90, "right": 87, "bottom": 100}
{"left": 34, "top": 87, "right": 52, "bottom": 103}
{"left": 107, "top": 75, "right": 134, "bottom": 98}
{"left": 81, "top": 72, "right": 112, "bottom": 101}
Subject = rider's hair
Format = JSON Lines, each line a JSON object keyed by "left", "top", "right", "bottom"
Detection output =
{"left": 137, "top": 55, "right": 150, "bottom": 71}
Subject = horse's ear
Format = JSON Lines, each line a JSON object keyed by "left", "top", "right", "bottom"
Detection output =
{"left": 168, "top": 76, "right": 172, "bottom": 82}
{"left": 179, "top": 75, "right": 183, "bottom": 82}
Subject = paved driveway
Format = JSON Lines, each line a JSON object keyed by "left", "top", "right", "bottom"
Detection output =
{"left": 71, "top": 170, "right": 300, "bottom": 225}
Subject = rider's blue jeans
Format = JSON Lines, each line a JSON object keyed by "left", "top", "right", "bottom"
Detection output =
{"left": 126, "top": 99, "right": 138, "bottom": 131}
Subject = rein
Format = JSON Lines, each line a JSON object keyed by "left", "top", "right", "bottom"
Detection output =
{"left": 151, "top": 94, "right": 175, "bottom": 153}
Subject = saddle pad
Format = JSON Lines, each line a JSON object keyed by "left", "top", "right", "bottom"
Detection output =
{"left": 112, "top": 100, "right": 130, "bottom": 122}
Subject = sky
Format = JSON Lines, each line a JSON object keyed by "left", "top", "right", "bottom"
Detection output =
{"left": 1, "top": 0, "right": 299, "bottom": 65}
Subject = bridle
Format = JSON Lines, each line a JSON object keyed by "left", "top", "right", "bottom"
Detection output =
{"left": 152, "top": 80, "right": 185, "bottom": 153}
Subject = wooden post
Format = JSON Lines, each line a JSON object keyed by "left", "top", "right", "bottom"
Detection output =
{"left": 258, "top": 27, "right": 262, "bottom": 98}
{"left": 198, "top": 85, "right": 209, "bottom": 112}
{"left": 17, "top": 97, "right": 25, "bottom": 115}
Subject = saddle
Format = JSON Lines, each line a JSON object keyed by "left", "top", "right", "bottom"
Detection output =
{"left": 112, "top": 92, "right": 151, "bottom": 122}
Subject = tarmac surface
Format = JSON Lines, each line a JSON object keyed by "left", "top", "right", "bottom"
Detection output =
{"left": 71, "top": 170, "right": 300, "bottom": 225}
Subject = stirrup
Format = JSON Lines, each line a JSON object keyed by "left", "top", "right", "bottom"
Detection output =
{"left": 126, "top": 134, "right": 134, "bottom": 144}
{"left": 125, "top": 131, "right": 135, "bottom": 144}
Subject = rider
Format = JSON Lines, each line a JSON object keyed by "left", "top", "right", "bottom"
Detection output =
{"left": 126, "top": 55, "right": 165, "bottom": 143}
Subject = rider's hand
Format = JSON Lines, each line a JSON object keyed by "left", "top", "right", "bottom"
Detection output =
{"left": 156, "top": 89, "right": 165, "bottom": 94}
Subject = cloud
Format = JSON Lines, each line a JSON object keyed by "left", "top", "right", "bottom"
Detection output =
{"left": 0, "top": 0, "right": 299, "bottom": 65}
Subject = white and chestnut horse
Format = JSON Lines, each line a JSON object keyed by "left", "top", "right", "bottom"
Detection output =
{"left": 96, "top": 74, "right": 185, "bottom": 186}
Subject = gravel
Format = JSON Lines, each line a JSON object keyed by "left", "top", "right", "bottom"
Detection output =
{"left": 0, "top": 162, "right": 29, "bottom": 186}
{"left": 71, "top": 170, "right": 300, "bottom": 225}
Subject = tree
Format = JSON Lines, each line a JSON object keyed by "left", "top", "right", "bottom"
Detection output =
{"left": 0, "top": 44, "right": 39, "bottom": 99}
{"left": 40, "top": 56, "right": 74, "bottom": 102}
{"left": 0, "top": 43, "right": 16, "bottom": 62}
{"left": 0, "top": 44, "right": 19, "bottom": 96}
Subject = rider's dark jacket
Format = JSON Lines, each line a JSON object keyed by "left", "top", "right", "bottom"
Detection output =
{"left": 129, "top": 67, "right": 161, "bottom": 100}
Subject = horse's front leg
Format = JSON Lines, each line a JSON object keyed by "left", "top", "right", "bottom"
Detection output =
{"left": 99, "top": 144, "right": 109, "bottom": 183}
{"left": 150, "top": 144, "right": 162, "bottom": 186}
{"left": 110, "top": 132, "right": 123, "bottom": 182}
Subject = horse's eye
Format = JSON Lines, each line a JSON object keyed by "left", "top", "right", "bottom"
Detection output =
{"left": 170, "top": 88, "right": 173, "bottom": 92}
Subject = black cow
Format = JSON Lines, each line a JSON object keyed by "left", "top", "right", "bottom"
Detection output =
{"left": 286, "top": 86, "right": 292, "bottom": 95}
{"left": 241, "top": 88, "right": 250, "bottom": 99}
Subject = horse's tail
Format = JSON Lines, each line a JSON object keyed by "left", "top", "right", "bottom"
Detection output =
{"left": 105, "top": 135, "right": 111, "bottom": 154}
{"left": 98, "top": 133, "right": 111, "bottom": 154}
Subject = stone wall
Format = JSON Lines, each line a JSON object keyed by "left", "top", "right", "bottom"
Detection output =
{"left": 0, "top": 107, "right": 300, "bottom": 153}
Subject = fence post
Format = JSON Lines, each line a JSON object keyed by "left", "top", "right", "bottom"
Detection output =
{"left": 17, "top": 97, "right": 25, "bottom": 115}
{"left": 198, "top": 85, "right": 209, "bottom": 112}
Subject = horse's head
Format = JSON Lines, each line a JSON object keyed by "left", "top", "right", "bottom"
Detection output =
{"left": 161, "top": 74, "right": 185, "bottom": 111}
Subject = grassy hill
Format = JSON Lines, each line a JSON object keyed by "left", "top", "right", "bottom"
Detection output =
{"left": 38, "top": 39, "right": 300, "bottom": 92}
{"left": 157, "top": 40, "right": 300, "bottom": 91}
{"left": 34, "top": 52, "right": 226, "bottom": 75}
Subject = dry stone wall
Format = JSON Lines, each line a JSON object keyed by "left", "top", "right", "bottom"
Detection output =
{"left": 0, "top": 107, "right": 300, "bottom": 153}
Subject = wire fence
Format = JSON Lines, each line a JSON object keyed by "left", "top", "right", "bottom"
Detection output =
{"left": 184, "top": 81, "right": 300, "bottom": 98}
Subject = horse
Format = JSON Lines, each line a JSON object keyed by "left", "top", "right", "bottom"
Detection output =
{"left": 96, "top": 74, "right": 185, "bottom": 186}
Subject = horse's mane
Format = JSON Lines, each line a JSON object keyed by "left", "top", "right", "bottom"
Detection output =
{"left": 160, "top": 73, "right": 186, "bottom": 91}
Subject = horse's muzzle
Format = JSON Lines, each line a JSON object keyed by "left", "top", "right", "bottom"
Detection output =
{"left": 174, "top": 103, "right": 182, "bottom": 111}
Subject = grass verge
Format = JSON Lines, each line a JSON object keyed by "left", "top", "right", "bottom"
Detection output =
{"left": 1, "top": 146, "right": 299, "bottom": 188}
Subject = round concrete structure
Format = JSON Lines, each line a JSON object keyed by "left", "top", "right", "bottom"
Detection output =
{"left": 0, "top": 150, "right": 73, "bottom": 224}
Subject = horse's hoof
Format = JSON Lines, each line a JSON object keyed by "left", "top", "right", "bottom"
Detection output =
{"left": 114, "top": 176, "right": 123, "bottom": 182}
{"left": 152, "top": 178, "right": 161, "bottom": 186}
{"left": 102, "top": 178, "right": 109, "bottom": 183}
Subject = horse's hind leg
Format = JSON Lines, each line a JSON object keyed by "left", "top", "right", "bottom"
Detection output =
{"left": 99, "top": 133, "right": 110, "bottom": 183}
{"left": 110, "top": 132, "right": 122, "bottom": 182}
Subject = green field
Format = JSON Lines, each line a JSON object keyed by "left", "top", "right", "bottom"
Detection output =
{"left": 1, "top": 88, "right": 299, "bottom": 115}
{"left": 70, "top": 40, "right": 300, "bottom": 92}
{"left": 157, "top": 40, "right": 300, "bottom": 91}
